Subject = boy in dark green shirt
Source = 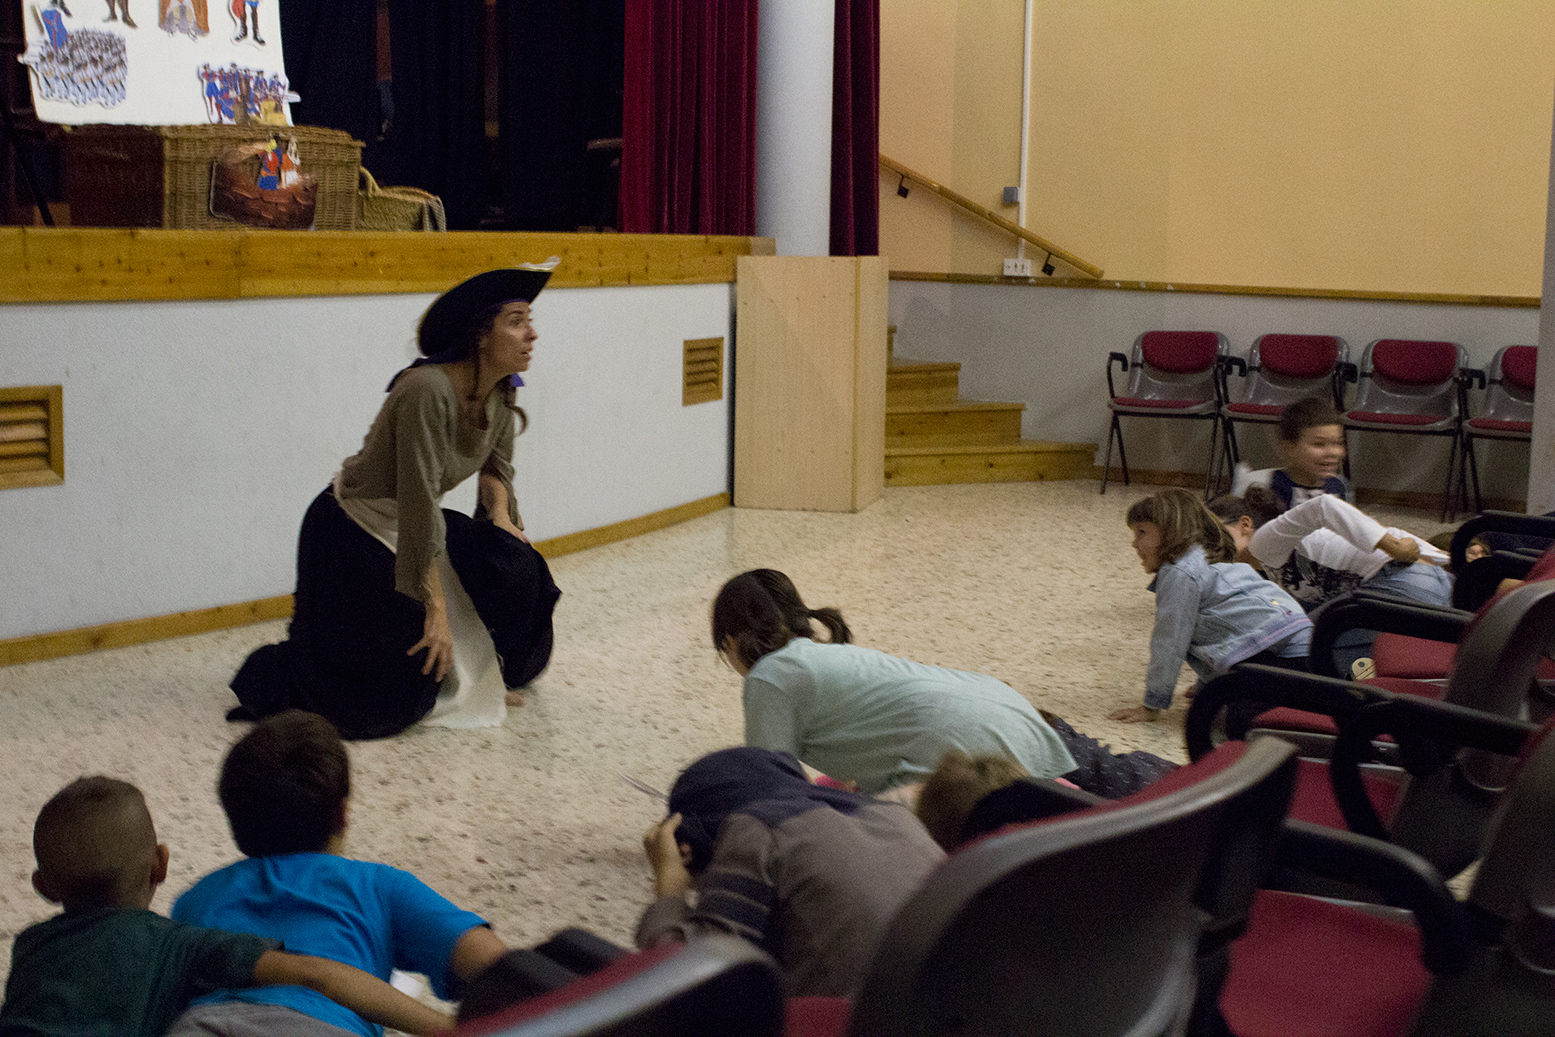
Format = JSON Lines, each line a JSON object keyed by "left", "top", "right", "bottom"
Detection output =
{"left": 0, "top": 776, "right": 451, "bottom": 1037}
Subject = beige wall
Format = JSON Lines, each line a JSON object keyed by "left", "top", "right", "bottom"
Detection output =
{"left": 880, "top": 1, "right": 1555, "bottom": 295}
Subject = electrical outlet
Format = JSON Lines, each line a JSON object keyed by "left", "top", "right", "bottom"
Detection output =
{"left": 1003, "top": 258, "right": 1034, "bottom": 278}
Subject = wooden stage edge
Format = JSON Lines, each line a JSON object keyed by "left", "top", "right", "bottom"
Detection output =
{"left": 0, "top": 228, "right": 774, "bottom": 304}
{"left": 1092, "top": 466, "right": 1525, "bottom": 514}
{"left": 0, "top": 492, "right": 730, "bottom": 668}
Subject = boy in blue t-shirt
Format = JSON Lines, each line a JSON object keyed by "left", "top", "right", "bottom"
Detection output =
{"left": 1236, "top": 396, "right": 1351, "bottom": 509}
{"left": 172, "top": 710, "right": 508, "bottom": 1037}
{"left": 0, "top": 776, "right": 450, "bottom": 1037}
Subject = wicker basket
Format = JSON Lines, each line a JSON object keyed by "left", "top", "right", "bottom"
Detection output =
{"left": 64, "top": 124, "right": 363, "bottom": 230}
{"left": 356, "top": 168, "right": 446, "bottom": 232}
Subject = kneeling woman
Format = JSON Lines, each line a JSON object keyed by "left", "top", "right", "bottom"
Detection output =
{"left": 639, "top": 747, "right": 944, "bottom": 996}
{"left": 230, "top": 269, "right": 561, "bottom": 739}
{"left": 711, "top": 570, "right": 1080, "bottom": 796}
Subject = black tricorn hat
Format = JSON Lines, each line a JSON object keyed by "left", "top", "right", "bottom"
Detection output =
{"left": 416, "top": 268, "right": 552, "bottom": 363}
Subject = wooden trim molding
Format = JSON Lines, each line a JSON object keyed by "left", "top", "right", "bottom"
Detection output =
{"left": 0, "top": 229, "right": 776, "bottom": 304}
{"left": 890, "top": 270, "right": 1540, "bottom": 309}
{"left": 0, "top": 493, "right": 731, "bottom": 668}
{"left": 532, "top": 492, "right": 728, "bottom": 559}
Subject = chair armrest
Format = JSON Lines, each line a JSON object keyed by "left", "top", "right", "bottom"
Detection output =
{"left": 1327, "top": 697, "right": 1536, "bottom": 841}
{"left": 1106, "top": 351, "right": 1128, "bottom": 400}
{"left": 1185, "top": 664, "right": 1387, "bottom": 761}
{"left": 1451, "top": 553, "right": 1536, "bottom": 611}
{"left": 1273, "top": 820, "right": 1476, "bottom": 975}
{"left": 1221, "top": 356, "right": 1248, "bottom": 377}
{"left": 1308, "top": 592, "right": 1474, "bottom": 677}
{"left": 1337, "top": 361, "right": 1359, "bottom": 383}
{"left": 1450, "top": 511, "right": 1555, "bottom": 570}
{"left": 1460, "top": 367, "right": 1487, "bottom": 391}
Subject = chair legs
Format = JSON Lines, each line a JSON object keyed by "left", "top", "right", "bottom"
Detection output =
{"left": 1463, "top": 435, "right": 1483, "bottom": 515}
{"left": 1101, "top": 412, "right": 1130, "bottom": 494}
{"left": 1206, "top": 418, "right": 1240, "bottom": 499}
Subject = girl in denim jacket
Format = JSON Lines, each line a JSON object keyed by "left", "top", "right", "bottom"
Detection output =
{"left": 1110, "top": 489, "right": 1311, "bottom": 723}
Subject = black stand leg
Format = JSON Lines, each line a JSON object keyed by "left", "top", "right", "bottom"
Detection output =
{"left": 0, "top": 89, "right": 54, "bottom": 227}
{"left": 1101, "top": 413, "right": 1119, "bottom": 494}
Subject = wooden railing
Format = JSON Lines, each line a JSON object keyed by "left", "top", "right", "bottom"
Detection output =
{"left": 880, "top": 154, "right": 1103, "bottom": 279}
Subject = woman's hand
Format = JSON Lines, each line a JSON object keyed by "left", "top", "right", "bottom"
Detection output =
{"left": 408, "top": 603, "right": 453, "bottom": 680}
{"left": 1375, "top": 532, "right": 1421, "bottom": 565}
{"left": 493, "top": 514, "right": 530, "bottom": 543}
{"left": 642, "top": 813, "right": 693, "bottom": 899}
{"left": 1108, "top": 705, "right": 1161, "bottom": 723}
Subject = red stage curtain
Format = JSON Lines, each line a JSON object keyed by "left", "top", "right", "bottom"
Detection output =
{"left": 830, "top": 0, "right": 878, "bottom": 256}
{"left": 620, "top": 0, "right": 758, "bottom": 236}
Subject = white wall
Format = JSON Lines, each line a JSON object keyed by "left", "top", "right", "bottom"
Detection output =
{"left": 0, "top": 283, "right": 732, "bottom": 640}
{"left": 890, "top": 280, "right": 1539, "bottom": 502}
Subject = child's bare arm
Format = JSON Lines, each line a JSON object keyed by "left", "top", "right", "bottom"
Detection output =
{"left": 251, "top": 950, "right": 453, "bottom": 1036}
{"left": 450, "top": 925, "right": 509, "bottom": 982}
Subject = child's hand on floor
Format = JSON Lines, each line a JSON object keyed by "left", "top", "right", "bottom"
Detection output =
{"left": 1108, "top": 705, "right": 1161, "bottom": 723}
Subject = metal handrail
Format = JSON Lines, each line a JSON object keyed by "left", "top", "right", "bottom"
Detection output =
{"left": 880, "top": 153, "right": 1102, "bottom": 279}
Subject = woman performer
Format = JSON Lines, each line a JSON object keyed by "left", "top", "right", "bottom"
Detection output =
{"left": 229, "top": 268, "right": 561, "bottom": 739}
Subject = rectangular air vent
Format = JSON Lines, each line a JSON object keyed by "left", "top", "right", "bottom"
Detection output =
{"left": 683, "top": 337, "right": 724, "bottom": 406}
{"left": 0, "top": 385, "right": 64, "bottom": 489}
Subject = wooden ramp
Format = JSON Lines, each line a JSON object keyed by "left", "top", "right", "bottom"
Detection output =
{"left": 885, "top": 361, "right": 1095, "bottom": 486}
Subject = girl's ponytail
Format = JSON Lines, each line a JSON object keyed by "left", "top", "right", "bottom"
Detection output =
{"left": 807, "top": 606, "right": 852, "bottom": 645}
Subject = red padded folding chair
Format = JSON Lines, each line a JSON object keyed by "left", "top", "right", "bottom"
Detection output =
{"left": 785, "top": 738, "right": 1299, "bottom": 1037}
{"left": 1342, "top": 339, "right": 1468, "bottom": 520}
{"left": 454, "top": 935, "right": 784, "bottom": 1037}
{"left": 1459, "top": 345, "right": 1536, "bottom": 514}
{"left": 1220, "top": 711, "right": 1555, "bottom": 1037}
{"left": 1188, "top": 581, "right": 1555, "bottom": 880}
{"left": 1213, "top": 334, "right": 1352, "bottom": 495}
{"left": 1102, "top": 330, "right": 1229, "bottom": 495}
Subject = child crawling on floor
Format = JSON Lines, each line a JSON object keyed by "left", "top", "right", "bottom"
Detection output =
{"left": 1109, "top": 488, "right": 1312, "bottom": 723}
{"left": 0, "top": 775, "right": 450, "bottom": 1037}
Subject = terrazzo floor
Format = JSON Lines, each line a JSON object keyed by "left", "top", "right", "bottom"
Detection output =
{"left": 0, "top": 480, "right": 1453, "bottom": 1020}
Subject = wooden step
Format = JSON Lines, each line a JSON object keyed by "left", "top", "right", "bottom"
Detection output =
{"left": 887, "top": 400, "right": 1025, "bottom": 447}
{"left": 885, "top": 440, "right": 1096, "bottom": 486}
{"left": 887, "top": 362, "right": 961, "bottom": 405}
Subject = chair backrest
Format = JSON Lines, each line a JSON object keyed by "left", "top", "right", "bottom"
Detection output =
{"left": 455, "top": 936, "right": 785, "bottom": 1037}
{"left": 1385, "top": 582, "right": 1555, "bottom": 876}
{"left": 1232, "top": 334, "right": 1349, "bottom": 410}
{"left": 845, "top": 738, "right": 1298, "bottom": 1037}
{"left": 1348, "top": 338, "right": 1466, "bottom": 420}
{"left": 1476, "top": 345, "right": 1537, "bottom": 424}
{"left": 1123, "top": 330, "right": 1227, "bottom": 405}
{"left": 1408, "top": 714, "right": 1555, "bottom": 1036}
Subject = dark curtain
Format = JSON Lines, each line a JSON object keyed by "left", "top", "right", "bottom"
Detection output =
{"left": 385, "top": 0, "right": 487, "bottom": 230}
{"left": 498, "top": 1, "right": 624, "bottom": 231}
{"left": 277, "top": 0, "right": 379, "bottom": 148}
{"left": 830, "top": 0, "right": 879, "bottom": 256}
{"left": 620, "top": 0, "right": 758, "bottom": 236}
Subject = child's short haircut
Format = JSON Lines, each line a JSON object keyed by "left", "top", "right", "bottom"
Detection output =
{"left": 219, "top": 710, "right": 350, "bottom": 858}
{"left": 34, "top": 776, "right": 157, "bottom": 910}
{"left": 1126, "top": 488, "right": 1238, "bottom": 566}
{"left": 1206, "top": 486, "right": 1284, "bottom": 530}
{"left": 916, "top": 750, "right": 1030, "bottom": 851}
{"left": 1278, "top": 397, "right": 1343, "bottom": 443}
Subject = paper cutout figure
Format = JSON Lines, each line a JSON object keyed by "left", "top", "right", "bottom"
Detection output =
{"left": 20, "top": 5, "right": 127, "bottom": 107}
{"left": 103, "top": 0, "right": 136, "bottom": 28}
{"left": 197, "top": 61, "right": 294, "bottom": 125}
{"left": 48, "top": 0, "right": 71, "bottom": 17}
{"left": 229, "top": 0, "right": 262, "bottom": 44}
{"left": 211, "top": 136, "right": 316, "bottom": 229}
{"left": 159, "top": 0, "right": 208, "bottom": 38}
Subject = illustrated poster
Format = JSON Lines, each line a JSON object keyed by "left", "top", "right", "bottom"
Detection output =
{"left": 18, "top": 0, "right": 295, "bottom": 126}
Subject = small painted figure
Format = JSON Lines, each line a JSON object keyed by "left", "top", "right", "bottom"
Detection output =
{"left": 229, "top": 0, "right": 262, "bottom": 44}
{"left": 103, "top": 0, "right": 136, "bottom": 28}
{"left": 48, "top": 0, "right": 72, "bottom": 18}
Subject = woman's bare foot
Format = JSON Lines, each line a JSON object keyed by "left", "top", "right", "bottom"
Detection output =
{"left": 505, "top": 690, "right": 525, "bottom": 707}
{"left": 1108, "top": 705, "right": 1161, "bottom": 723}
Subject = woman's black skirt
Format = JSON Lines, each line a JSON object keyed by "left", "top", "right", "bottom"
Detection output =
{"left": 231, "top": 489, "right": 560, "bottom": 740}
